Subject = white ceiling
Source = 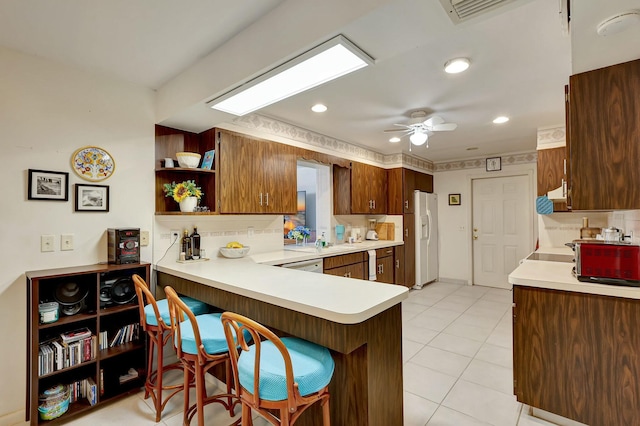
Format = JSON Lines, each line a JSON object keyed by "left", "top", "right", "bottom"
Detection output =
{"left": 1, "top": 0, "right": 638, "bottom": 162}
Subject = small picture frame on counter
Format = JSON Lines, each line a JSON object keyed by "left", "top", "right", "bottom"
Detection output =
{"left": 75, "top": 184, "right": 109, "bottom": 212}
{"left": 448, "top": 193, "right": 461, "bottom": 206}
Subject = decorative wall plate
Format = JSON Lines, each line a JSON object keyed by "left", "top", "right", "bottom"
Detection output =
{"left": 71, "top": 146, "right": 115, "bottom": 181}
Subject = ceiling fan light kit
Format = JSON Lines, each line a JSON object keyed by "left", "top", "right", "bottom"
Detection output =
{"left": 384, "top": 110, "right": 457, "bottom": 148}
{"left": 493, "top": 116, "right": 509, "bottom": 124}
{"left": 444, "top": 57, "right": 470, "bottom": 74}
{"left": 410, "top": 131, "right": 429, "bottom": 146}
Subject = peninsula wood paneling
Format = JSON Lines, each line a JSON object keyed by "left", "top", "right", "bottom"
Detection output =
{"left": 569, "top": 58, "right": 640, "bottom": 210}
{"left": 157, "top": 272, "right": 403, "bottom": 426}
{"left": 513, "top": 285, "right": 640, "bottom": 426}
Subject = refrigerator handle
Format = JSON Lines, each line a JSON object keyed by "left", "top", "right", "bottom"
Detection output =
{"left": 426, "top": 210, "right": 432, "bottom": 245}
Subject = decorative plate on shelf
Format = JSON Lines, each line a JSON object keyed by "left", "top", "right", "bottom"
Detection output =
{"left": 71, "top": 146, "right": 115, "bottom": 181}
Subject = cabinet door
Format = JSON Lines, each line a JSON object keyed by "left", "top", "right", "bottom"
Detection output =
{"left": 262, "top": 142, "right": 297, "bottom": 214}
{"left": 376, "top": 256, "right": 394, "bottom": 284}
{"left": 415, "top": 172, "right": 433, "bottom": 193}
{"left": 218, "top": 131, "right": 263, "bottom": 213}
{"left": 324, "top": 263, "right": 365, "bottom": 280}
{"left": 403, "top": 169, "right": 416, "bottom": 213}
{"left": 350, "top": 162, "right": 372, "bottom": 214}
{"left": 569, "top": 59, "right": 640, "bottom": 210}
{"left": 537, "top": 147, "right": 568, "bottom": 212}
{"left": 387, "top": 168, "right": 404, "bottom": 215}
{"left": 394, "top": 245, "right": 405, "bottom": 286}
{"left": 369, "top": 165, "right": 388, "bottom": 214}
{"left": 403, "top": 214, "right": 416, "bottom": 288}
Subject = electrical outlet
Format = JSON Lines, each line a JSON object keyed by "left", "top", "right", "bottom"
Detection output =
{"left": 140, "top": 230, "right": 150, "bottom": 246}
{"left": 41, "top": 235, "right": 55, "bottom": 252}
{"left": 61, "top": 234, "right": 74, "bottom": 251}
{"left": 170, "top": 229, "right": 180, "bottom": 241}
{"left": 247, "top": 226, "right": 255, "bottom": 237}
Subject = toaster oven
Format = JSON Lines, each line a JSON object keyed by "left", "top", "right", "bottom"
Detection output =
{"left": 575, "top": 241, "right": 640, "bottom": 285}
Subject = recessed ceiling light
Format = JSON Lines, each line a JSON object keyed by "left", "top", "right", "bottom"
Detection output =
{"left": 597, "top": 11, "right": 640, "bottom": 36}
{"left": 493, "top": 116, "right": 509, "bottom": 124}
{"left": 311, "top": 104, "right": 328, "bottom": 113}
{"left": 444, "top": 58, "right": 470, "bottom": 74}
{"left": 389, "top": 137, "right": 401, "bottom": 143}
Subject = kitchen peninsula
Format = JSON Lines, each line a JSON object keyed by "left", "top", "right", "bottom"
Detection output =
{"left": 155, "top": 250, "right": 408, "bottom": 426}
{"left": 509, "top": 255, "right": 640, "bottom": 426}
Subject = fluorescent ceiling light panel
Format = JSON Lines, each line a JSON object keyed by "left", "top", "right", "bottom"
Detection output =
{"left": 209, "top": 35, "right": 373, "bottom": 116}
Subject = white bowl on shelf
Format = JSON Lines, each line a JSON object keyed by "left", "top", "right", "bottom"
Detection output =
{"left": 219, "top": 246, "right": 250, "bottom": 258}
{"left": 176, "top": 152, "right": 201, "bottom": 168}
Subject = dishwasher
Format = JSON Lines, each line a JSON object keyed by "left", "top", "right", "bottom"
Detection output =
{"left": 280, "top": 258, "right": 323, "bottom": 273}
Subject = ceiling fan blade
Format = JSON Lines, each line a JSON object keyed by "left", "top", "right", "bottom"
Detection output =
{"left": 431, "top": 123, "right": 457, "bottom": 131}
{"left": 424, "top": 116, "right": 444, "bottom": 126}
{"left": 383, "top": 126, "right": 412, "bottom": 133}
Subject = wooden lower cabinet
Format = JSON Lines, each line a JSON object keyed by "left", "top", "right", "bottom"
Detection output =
{"left": 513, "top": 285, "right": 640, "bottom": 426}
{"left": 375, "top": 247, "right": 395, "bottom": 284}
{"left": 323, "top": 252, "right": 366, "bottom": 279}
{"left": 402, "top": 214, "right": 416, "bottom": 288}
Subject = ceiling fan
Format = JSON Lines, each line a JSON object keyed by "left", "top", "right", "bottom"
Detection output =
{"left": 384, "top": 110, "right": 457, "bottom": 148}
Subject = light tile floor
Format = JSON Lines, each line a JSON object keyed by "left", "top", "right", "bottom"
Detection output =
{"left": 59, "top": 282, "right": 558, "bottom": 426}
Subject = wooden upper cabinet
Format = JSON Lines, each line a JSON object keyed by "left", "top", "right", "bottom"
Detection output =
{"left": 217, "top": 129, "right": 296, "bottom": 214}
{"left": 568, "top": 58, "right": 640, "bottom": 210}
{"left": 537, "top": 147, "right": 568, "bottom": 212}
{"left": 387, "top": 168, "right": 432, "bottom": 215}
{"left": 350, "top": 162, "right": 388, "bottom": 214}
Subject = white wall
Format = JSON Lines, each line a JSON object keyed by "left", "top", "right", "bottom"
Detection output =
{"left": 434, "top": 160, "right": 537, "bottom": 284}
{"left": 0, "top": 46, "right": 155, "bottom": 424}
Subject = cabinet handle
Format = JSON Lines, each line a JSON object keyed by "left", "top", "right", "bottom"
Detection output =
{"left": 259, "top": 192, "right": 263, "bottom": 206}
{"left": 373, "top": 200, "right": 376, "bottom": 210}
{"left": 396, "top": 259, "right": 400, "bottom": 269}
{"left": 386, "top": 249, "right": 392, "bottom": 254}
{"left": 405, "top": 200, "right": 409, "bottom": 209}
{"left": 405, "top": 228, "right": 409, "bottom": 237}
{"left": 562, "top": 178, "right": 566, "bottom": 197}
{"left": 379, "top": 264, "right": 384, "bottom": 274}
{"left": 265, "top": 192, "right": 269, "bottom": 206}
{"left": 563, "top": 158, "right": 566, "bottom": 175}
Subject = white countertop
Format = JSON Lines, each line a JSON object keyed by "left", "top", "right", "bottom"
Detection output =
{"left": 156, "top": 240, "right": 408, "bottom": 324}
{"left": 509, "top": 251, "right": 640, "bottom": 300}
{"left": 250, "top": 240, "right": 404, "bottom": 266}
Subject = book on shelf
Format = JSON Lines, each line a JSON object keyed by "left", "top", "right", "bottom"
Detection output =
{"left": 108, "top": 323, "right": 139, "bottom": 348}
{"left": 118, "top": 367, "right": 139, "bottom": 384}
{"left": 38, "top": 335, "right": 96, "bottom": 376}
{"left": 60, "top": 327, "right": 92, "bottom": 343}
{"left": 87, "top": 377, "right": 97, "bottom": 406}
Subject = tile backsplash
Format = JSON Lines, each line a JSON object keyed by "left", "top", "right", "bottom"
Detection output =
{"left": 538, "top": 210, "right": 640, "bottom": 248}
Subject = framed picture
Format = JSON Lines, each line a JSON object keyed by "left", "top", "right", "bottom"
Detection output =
{"left": 486, "top": 156, "right": 502, "bottom": 171}
{"left": 75, "top": 184, "right": 109, "bottom": 212}
{"left": 448, "top": 193, "right": 461, "bottom": 206}
{"left": 28, "top": 169, "right": 69, "bottom": 201}
{"left": 201, "top": 149, "right": 215, "bottom": 170}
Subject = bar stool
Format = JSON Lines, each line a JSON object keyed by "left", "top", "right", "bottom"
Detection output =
{"left": 164, "top": 286, "right": 240, "bottom": 426}
{"left": 220, "top": 312, "right": 334, "bottom": 426}
{"left": 132, "top": 274, "right": 208, "bottom": 422}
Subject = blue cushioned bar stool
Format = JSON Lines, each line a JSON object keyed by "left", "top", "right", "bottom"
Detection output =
{"left": 132, "top": 274, "right": 208, "bottom": 422}
{"left": 164, "top": 286, "right": 241, "bottom": 426}
{"left": 221, "top": 312, "right": 334, "bottom": 426}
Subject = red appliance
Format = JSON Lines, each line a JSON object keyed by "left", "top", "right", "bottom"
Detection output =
{"left": 575, "top": 241, "right": 640, "bottom": 285}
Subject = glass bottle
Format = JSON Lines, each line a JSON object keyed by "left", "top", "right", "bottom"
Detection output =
{"left": 191, "top": 226, "right": 200, "bottom": 259}
{"left": 181, "top": 229, "right": 192, "bottom": 260}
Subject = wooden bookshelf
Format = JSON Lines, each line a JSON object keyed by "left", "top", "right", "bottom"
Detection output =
{"left": 26, "top": 263, "right": 149, "bottom": 425}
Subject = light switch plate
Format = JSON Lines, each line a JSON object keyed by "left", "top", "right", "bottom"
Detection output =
{"left": 41, "top": 235, "right": 55, "bottom": 252}
{"left": 61, "top": 234, "right": 74, "bottom": 251}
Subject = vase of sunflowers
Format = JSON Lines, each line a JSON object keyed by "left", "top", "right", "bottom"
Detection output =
{"left": 163, "top": 180, "right": 202, "bottom": 212}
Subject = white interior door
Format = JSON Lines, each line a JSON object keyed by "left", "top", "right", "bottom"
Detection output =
{"left": 472, "top": 175, "right": 532, "bottom": 288}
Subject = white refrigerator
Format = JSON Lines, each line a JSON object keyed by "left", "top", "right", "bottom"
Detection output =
{"left": 414, "top": 191, "right": 438, "bottom": 289}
